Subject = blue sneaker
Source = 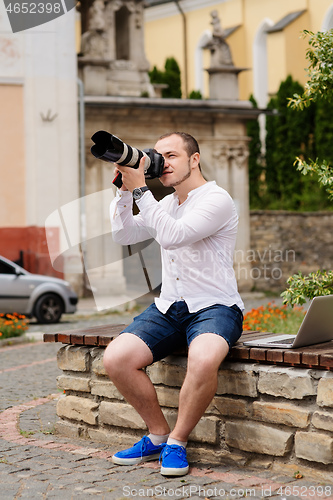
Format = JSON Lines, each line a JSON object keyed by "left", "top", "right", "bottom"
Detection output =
{"left": 112, "top": 436, "right": 165, "bottom": 465}
{"left": 160, "top": 444, "right": 189, "bottom": 476}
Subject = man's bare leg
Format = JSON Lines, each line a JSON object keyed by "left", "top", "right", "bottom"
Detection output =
{"left": 169, "top": 333, "right": 229, "bottom": 442}
{"left": 103, "top": 333, "right": 170, "bottom": 435}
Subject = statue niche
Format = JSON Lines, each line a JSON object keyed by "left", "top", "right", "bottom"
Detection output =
{"left": 78, "top": 0, "right": 155, "bottom": 97}
{"left": 115, "top": 6, "right": 130, "bottom": 60}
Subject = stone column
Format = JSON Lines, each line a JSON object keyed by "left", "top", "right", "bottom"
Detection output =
{"left": 213, "top": 141, "right": 252, "bottom": 292}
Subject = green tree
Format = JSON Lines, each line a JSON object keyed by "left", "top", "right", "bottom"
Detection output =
{"left": 265, "top": 76, "right": 316, "bottom": 209}
{"left": 288, "top": 29, "right": 333, "bottom": 109}
{"left": 287, "top": 29, "right": 333, "bottom": 204}
{"left": 282, "top": 29, "right": 333, "bottom": 306}
{"left": 314, "top": 97, "right": 333, "bottom": 167}
{"left": 149, "top": 57, "right": 182, "bottom": 98}
{"left": 246, "top": 95, "right": 264, "bottom": 208}
{"left": 149, "top": 65, "right": 164, "bottom": 86}
{"left": 163, "top": 57, "right": 182, "bottom": 98}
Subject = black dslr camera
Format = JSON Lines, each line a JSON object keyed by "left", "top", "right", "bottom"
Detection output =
{"left": 91, "top": 131, "right": 164, "bottom": 188}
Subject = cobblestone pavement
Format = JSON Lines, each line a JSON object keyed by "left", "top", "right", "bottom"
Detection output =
{"left": 0, "top": 294, "right": 331, "bottom": 500}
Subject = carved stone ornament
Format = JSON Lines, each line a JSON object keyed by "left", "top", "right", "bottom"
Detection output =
{"left": 231, "top": 143, "right": 249, "bottom": 168}
{"left": 81, "top": 0, "right": 109, "bottom": 59}
{"left": 88, "top": 0, "right": 106, "bottom": 31}
{"left": 213, "top": 142, "right": 248, "bottom": 169}
{"left": 213, "top": 144, "right": 232, "bottom": 169}
{"left": 110, "top": 60, "right": 136, "bottom": 70}
{"left": 111, "top": 0, "right": 132, "bottom": 12}
{"left": 81, "top": 32, "right": 109, "bottom": 59}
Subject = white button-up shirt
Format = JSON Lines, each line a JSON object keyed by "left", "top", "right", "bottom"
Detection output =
{"left": 110, "top": 181, "right": 244, "bottom": 313}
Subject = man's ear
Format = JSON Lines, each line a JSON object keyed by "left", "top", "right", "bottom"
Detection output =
{"left": 191, "top": 152, "right": 200, "bottom": 169}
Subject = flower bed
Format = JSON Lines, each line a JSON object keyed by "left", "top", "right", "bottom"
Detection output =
{"left": 243, "top": 303, "right": 305, "bottom": 335}
{"left": 0, "top": 313, "right": 29, "bottom": 340}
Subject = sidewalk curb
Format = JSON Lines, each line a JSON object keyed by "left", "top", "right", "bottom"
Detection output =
{"left": 0, "top": 331, "right": 46, "bottom": 348}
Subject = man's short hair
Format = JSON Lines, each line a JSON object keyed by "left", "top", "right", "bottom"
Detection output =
{"left": 157, "top": 132, "right": 200, "bottom": 157}
{"left": 157, "top": 132, "right": 201, "bottom": 170}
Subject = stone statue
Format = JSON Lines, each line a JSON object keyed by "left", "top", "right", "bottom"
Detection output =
{"left": 211, "top": 9, "right": 224, "bottom": 38}
{"left": 205, "top": 10, "right": 233, "bottom": 67}
{"left": 81, "top": 0, "right": 109, "bottom": 59}
{"left": 89, "top": 0, "right": 106, "bottom": 31}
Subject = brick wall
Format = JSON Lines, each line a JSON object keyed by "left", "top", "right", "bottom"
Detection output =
{"left": 55, "top": 346, "right": 333, "bottom": 472}
{"left": 0, "top": 226, "right": 63, "bottom": 278}
{"left": 249, "top": 211, "right": 333, "bottom": 292}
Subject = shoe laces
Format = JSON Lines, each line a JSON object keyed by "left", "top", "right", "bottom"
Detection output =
{"left": 138, "top": 436, "right": 164, "bottom": 460}
{"left": 160, "top": 444, "right": 185, "bottom": 462}
{"left": 138, "top": 436, "right": 150, "bottom": 459}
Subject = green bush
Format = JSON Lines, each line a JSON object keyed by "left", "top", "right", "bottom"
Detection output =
{"left": 188, "top": 90, "right": 203, "bottom": 99}
{"left": 149, "top": 57, "right": 182, "bottom": 98}
{"left": 246, "top": 95, "right": 264, "bottom": 208}
{"left": 246, "top": 75, "right": 333, "bottom": 210}
{"left": 265, "top": 76, "right": 317, "bottom": 210}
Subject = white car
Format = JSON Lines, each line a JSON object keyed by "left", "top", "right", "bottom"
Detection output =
{"left": 0, "top": 255, "right": 78, "bottom": 323}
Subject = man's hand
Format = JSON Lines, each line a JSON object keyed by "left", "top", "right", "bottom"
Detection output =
{"left": 117, "top": 156, "right": 147, "bottom": 192}
{"left": 113, "top": 166, "right": 128, "bottom": 191}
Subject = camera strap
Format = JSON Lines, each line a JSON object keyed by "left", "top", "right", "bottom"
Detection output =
{"left": 127, "top": 245, "right": 153, "bottom": 293}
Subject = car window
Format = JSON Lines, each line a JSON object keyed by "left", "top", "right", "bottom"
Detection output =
{"left": 0, "top": 261, "right": 16, "bottom": 274}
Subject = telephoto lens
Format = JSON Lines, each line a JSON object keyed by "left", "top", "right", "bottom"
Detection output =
{"left": 91, "top": 131, "right": 164, "bottom": 188}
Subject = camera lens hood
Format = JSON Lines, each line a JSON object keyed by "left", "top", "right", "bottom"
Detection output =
{"left": 91, "top": 131, "right": 124, "bottom": 162}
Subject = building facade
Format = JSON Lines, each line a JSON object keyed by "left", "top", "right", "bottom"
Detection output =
{"left": 144, "top": 0, "right": 333, "bottom": 106}
{"left": 0, "top": 4, "right": 81, "bottom": 288}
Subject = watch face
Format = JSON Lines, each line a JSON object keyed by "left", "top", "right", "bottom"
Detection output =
{"left": 133, "top": 187, "right": 148, "bottom": 200}
{"left": 133, "top": 188, "right": 142, "bottom": 200}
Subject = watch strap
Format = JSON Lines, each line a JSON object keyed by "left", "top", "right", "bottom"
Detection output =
{"left": 133, "top": 186, "right": 149, "bottom": 199}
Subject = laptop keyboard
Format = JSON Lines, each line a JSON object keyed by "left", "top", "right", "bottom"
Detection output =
{"left": 267, "top": 337, "right": 294, "bottom": 345}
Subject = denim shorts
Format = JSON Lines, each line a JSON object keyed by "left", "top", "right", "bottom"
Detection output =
{"left": 121, "top": 301, "right": 243, "bottom": 363}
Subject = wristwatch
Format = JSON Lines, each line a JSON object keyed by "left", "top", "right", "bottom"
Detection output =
{"left": 132, "top": 186, "right": 149, "bottom": 201}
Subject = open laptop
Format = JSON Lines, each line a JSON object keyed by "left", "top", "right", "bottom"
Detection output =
{"left": 242, "top": 295, "right": 333, "bottom": 349}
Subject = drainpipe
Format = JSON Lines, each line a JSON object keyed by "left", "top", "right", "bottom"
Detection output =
{"left": 174, "top": 0, "right": 188, "bottom": 97}
{"left": 77, "top": 77, "right": 88, "bottom": 291}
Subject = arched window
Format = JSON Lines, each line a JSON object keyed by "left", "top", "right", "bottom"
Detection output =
{"left": 321, "top": 4, "right": 333, "bottom": 30}
{"left": 253, "top": 18, "right": 274, "bottom": 109}
{"left": 195, "top": 30, "right": 212, "bottom": 96}
{"left": 253, "top": 18, "right": 274, "bottom": 153}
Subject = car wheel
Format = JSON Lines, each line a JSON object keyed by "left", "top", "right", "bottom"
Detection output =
{"left": 34, "top": 293, "right": 64, "bottom": 324}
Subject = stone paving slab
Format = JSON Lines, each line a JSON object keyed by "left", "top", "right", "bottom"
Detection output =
{"left": 1, "top": 308, "right": 333, "bottom": 500}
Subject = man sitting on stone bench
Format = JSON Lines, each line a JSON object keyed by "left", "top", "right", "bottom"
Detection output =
{"left": 103, "top": 132, "right": 244, "bottom": 476}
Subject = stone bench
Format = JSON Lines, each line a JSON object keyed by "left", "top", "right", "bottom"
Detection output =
{"left": 44, "top": 325, "right": 333, "bottom": 475}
